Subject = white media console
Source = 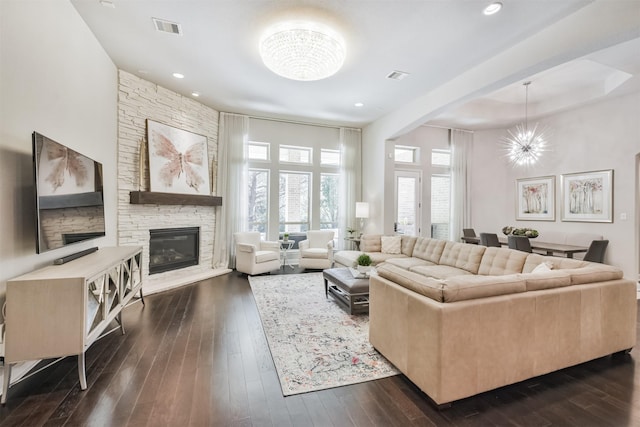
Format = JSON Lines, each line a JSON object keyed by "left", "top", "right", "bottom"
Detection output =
{"left": 1, "top": 246, "right": 143, "bottom": 404}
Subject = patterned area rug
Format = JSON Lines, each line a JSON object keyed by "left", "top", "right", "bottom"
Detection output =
{"left": 248, "top": 272, "right": 399, "bottom": 396}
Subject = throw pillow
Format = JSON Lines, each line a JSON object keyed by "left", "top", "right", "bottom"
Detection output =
{"left": 532, "top": 261, "right": 553, "bottom": 273}
{"left": 381, "top": 236, "right": 402, "bottom": 254}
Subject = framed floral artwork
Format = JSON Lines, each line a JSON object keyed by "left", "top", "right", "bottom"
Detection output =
{"left": 515, "top": 176, "right": 555, "bottom": 221}
{"left": 146, "top": 119, "right": 210, "bottom": 195}
{"left": 560, "top": 169, "right": 613, "bottom": 222}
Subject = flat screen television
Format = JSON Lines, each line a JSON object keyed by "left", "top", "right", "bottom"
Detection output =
{"left": 33, "top": 132, "right": 105, "bottom": 253}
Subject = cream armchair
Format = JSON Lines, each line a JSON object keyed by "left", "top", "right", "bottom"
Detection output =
{"left": 298, "top": 230, "right": 335, "bottom": 270}
{"left": 234, "top": 232, "right": 280, "bottom": 275}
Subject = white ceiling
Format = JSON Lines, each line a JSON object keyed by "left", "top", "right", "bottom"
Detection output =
{"left": 70, "top": 0, "right": 640, "bottom": 131}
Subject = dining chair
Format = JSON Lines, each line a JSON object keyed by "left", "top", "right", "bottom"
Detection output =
{"left": 507, "top": 235, "right": 532, "bottom": 253}
{"left": 583, "top": 240, "right": 609, "bottom": 263}
{"left": 462, "top": 228, "right": 477, "bottom": 237}
{"left": 479, "top": 233, "right": 501, "bottom": 247}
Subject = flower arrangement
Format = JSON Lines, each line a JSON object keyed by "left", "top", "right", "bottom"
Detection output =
{"left": 502, "top": 226, "right": 539, "bottom": 238}
{"left": 346, "top": 227, "right": 356, "bottom": 236}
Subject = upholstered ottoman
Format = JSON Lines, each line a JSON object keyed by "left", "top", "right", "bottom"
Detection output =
{"left": 322, "top": 268, "right": 370, "bottom": 315}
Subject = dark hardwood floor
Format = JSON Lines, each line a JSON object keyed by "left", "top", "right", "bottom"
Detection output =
{"left": 1, "top": 271, "right": 638, "bottom": 426}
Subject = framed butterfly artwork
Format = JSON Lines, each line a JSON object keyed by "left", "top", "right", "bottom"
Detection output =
{"left": 146, "top": 120, "right": 211, "bottom": 195}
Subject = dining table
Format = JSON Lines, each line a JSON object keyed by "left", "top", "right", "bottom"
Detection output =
{"left": 460, "top": 236, "right": 589, "bottom": 258}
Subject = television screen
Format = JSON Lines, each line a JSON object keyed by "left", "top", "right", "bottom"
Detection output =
{"left": 33, "top": 132, "right": 105, "bottom": 253}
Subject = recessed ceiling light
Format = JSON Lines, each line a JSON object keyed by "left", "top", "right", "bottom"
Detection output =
{"left": 354, "top": 102, "right": 364, "bottom": 107}
{"left": 483, "top": 2, "right": 503, "bottom": 15}
{"left": 100, "top": 0, "right": 115, "bottom": 8}
{"left": 172, "top": 73, "right": 184, "bottom": 79}
{"left": 191, "top": 92, "right": 200, "bottom": 97}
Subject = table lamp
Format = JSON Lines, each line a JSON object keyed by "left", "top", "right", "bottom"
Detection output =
{"left": 355, "top": 202, "right": 369, "bottom": 235}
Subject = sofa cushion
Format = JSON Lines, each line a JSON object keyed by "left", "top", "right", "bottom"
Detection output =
{"left": 381, "top": 236, "right": 402, "bottom": 254}
{"left": 334, "top": 250, "right": 360, "bottom": 268}
{"left": 360, "top": 234, "right": 382, "bottom": 252}
{"left": 522, "top": 270, "right": 572, "bottom": 291}
{"left": 477, "top": 247, "right": 529, "bottom": 276}
{"left": 300, "top": 248, "right": 329, "bottom": 259}
{"left": 255, "top": 250, "right": 279, "bottom": 263}
{"left": 532, "top": 261, "right": 553, "bottom": 273}
{"left": 376, "top": 264, "right": 445, "bottom": 302}
{"left": 385, "top": 257, "right": 433, "bottom": 270}
{"left": 522, "top": 254, "right": 588, "bottom": 273}
{"left": 368, "top": 252, "right": 406, "bottom": 265}
{"left": 409, "top": 265, "right": 472, "bottom": 280}
{"left": 412, "top": 238, "right": 446, "bottom": 264}
{"left": 401, "top": 236, "right": 417, "bottom": 256}
{"left": 439, "top": 241, "right": 486, "bottom": 274}
{"left": 569, "top": 264, "right": 623, "bottom": 285}
{"left": 442, "top": 274, "right": 526, "bottom": 302}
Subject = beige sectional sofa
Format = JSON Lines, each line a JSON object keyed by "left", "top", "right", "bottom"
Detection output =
{"left": 338, "top": 235, "right": 638, "bottom": 407}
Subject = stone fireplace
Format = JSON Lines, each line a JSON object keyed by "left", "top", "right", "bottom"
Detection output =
{"left": 116, "top": 70, "right": 228, "bottom": 294}
{"left": 149, "top": 227, "right": 199, "bottom": 275}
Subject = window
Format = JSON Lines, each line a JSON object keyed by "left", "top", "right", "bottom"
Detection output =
{"left": 432, "top": 149, "right": 450, "bottom": 167}
{"left": 394, "top": 145, "right": 419, "bottom": 163}
{"left": 321, "top": 149, "right": 340, "bottom": 166}
{"left": 431, "top": 148, "right": 451, "bottom": 239}
{"left": 247, "top": 169, "right": 269, "bottom": 236}
{"left": 246, "top": 135, "right": 341, "bottom": 241}
{"left": 279, "top": 172, "right": 310, "bottom": 233}
{"left": 431, "top": 174, "right": 450, "bottom": 239}
{"left": 395, "top": 171, "right": 421, "bottom": 236}
{"left": 279, "top": 145, "right": 312, "bottom": 164}
{"left": 320, "top": 174, "right": 339, "bottom": 232}
{"left": 248, "top": 142, "right": 270, "bottom": 161}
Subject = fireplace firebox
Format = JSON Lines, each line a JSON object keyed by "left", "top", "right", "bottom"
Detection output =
{"left": 149, "top": 227, "right": 199, "bottom": 275}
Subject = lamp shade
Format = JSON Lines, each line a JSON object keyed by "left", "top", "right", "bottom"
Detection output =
{"left": 355, "top": 202, "right": 369, "bottom": 219}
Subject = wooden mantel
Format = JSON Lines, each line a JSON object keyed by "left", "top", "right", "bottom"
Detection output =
{"left": 129, "top": 191, "right": 222, "bottom": 207}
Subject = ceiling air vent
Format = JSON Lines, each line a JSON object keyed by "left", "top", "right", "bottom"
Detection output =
{"left": 386, "top": 70, "right": 410, "bottom": 81}
{"left": 152, "top": 18, "right": 182, "bottom": 35}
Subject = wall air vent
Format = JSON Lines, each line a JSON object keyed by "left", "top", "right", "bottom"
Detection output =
{"left": 386, "top": 70, "right": 410, "bottom": 81}
{"left": 152, "top": 18, "right": 182, "bottom": 35}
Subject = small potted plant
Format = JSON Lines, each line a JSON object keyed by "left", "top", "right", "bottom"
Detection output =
{"left": 346, "top": 227, "right": 355, "bottom": 237}
{"left": 283, "top": 232, "right": 289, "bottom": 241}
{"left": 356, "top": 253, "right": 372, "bottom": 274}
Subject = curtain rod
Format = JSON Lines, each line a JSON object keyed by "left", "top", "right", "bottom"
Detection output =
{"left": 420, "top": 123, "right": 474, "bottom": 133}
{"left": 242, "top": 112, "right": 361, "bottom": 132}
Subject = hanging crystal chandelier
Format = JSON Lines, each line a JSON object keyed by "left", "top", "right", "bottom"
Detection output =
{"left": 259, "top": 20, "right": 346, "bottom": 81}
{"left": 499, "top": 81, "right": 549, "bottom": 167}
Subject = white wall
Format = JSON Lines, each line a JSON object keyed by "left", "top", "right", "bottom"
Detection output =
{"left": 0, "top": 0, "right": 117, "bottom": 318}
{"left": 362, "top": 2, "right": 640, "bottom": 234}
{"left": 471, "top": 93, "right": 640, "bottom": 280}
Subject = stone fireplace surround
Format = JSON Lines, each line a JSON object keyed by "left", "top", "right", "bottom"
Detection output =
{"left": 117, "top": 70, "right": 229, "bottom": 295}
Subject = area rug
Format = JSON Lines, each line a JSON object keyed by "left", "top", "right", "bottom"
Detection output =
{"left": 248, "top": 272, "right": 399, "bottom": 396}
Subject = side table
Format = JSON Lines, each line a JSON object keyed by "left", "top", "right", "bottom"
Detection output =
{"left": 344, "top": 237, "right": 361, "bottom": 250}
{"left": 279, "top": 240, "right": 294, "bottom": 269}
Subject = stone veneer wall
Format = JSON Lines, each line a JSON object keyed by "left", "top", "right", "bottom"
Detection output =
{"left": 117, "top": 70, "right": 224, "bottom": 294}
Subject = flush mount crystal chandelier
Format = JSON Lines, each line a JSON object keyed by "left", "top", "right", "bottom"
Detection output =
{"left": 499, "top": 81, "right": 549, "bottom": 167}
{"left": 259, "top": 20, "right": 346, "bottom": 81}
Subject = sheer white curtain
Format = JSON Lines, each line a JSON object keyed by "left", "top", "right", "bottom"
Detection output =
{"left": 339, "top": 127, "right": 362, "bottom": 250}
{"left": 212, "top": 113, "right": 248, "bottom": 269}
{"left": 450, "top": 129, "right": 473, "bottom": 242}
